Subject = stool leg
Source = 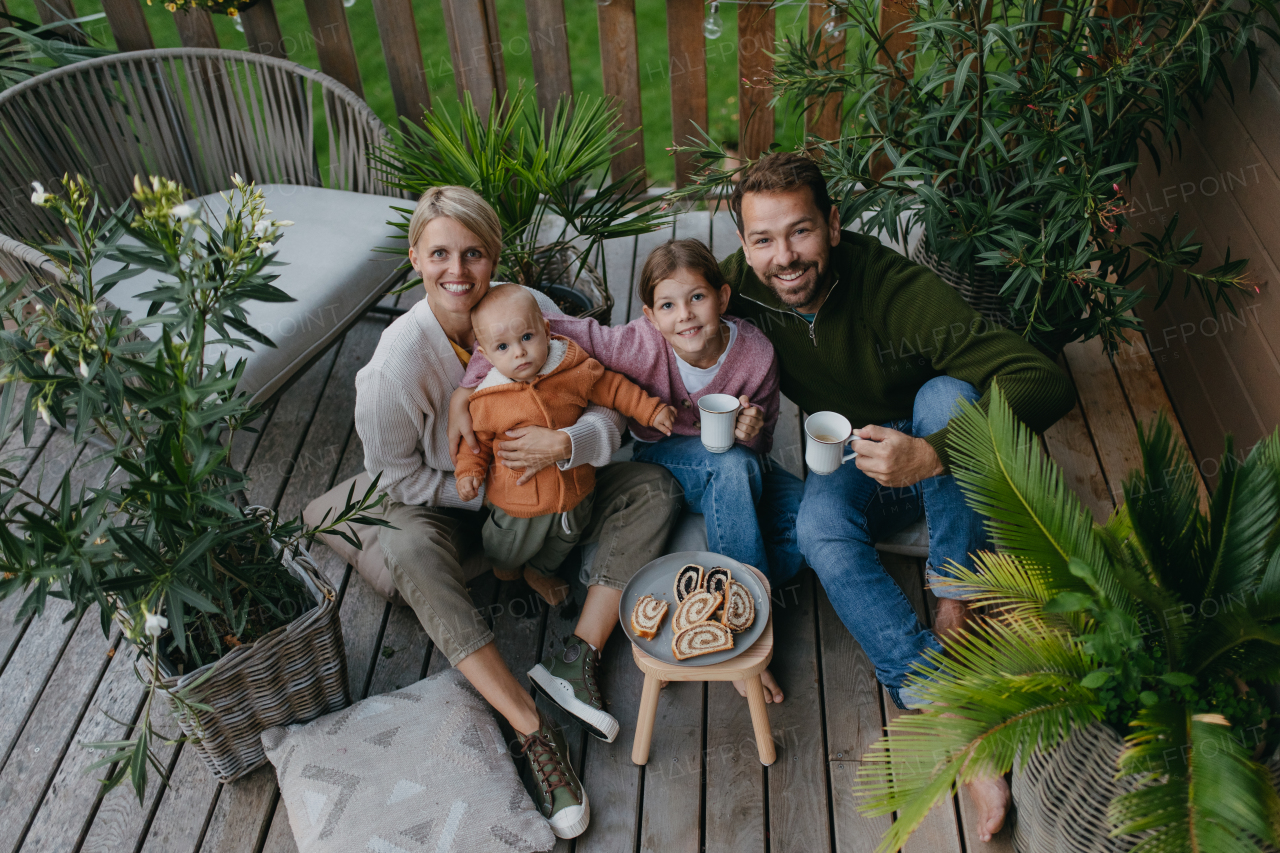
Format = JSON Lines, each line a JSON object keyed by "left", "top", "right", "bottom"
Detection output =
{"left": 632, "top": 673, "right": 662, "bottom": 765}
{"left": 744, "top": 675, "right": 776, "bottom": 766}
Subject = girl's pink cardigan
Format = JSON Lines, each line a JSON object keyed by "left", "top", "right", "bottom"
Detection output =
{"left": 462, "top": 314, "right": 781, "bottom": 453}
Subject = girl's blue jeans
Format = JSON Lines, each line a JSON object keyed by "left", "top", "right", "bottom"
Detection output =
{"left": 632, "top": 436, "right": 806, "bottom": 584}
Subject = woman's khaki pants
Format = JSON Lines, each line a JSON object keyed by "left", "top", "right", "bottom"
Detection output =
{"left": 380, "top": 461, "right": 681, "bottom": 665}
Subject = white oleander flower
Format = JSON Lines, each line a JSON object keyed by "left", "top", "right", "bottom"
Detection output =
{"left": 276, "top": 220, "right": 294, "bottom": 227}
{"left": 253, "top": 219, "right": 270, "bottom": 237}
{"left": 37, "top": 400, "right": 51, "bottom": 426}
{"left": 258, "top": 241, "right": 275, "bottom": 255}
{"left": 144, "top": 611, "right": 168, "bottom": 638}
{"left": 170, "top": 202, "right": 198, "bottom": 219}
{"left": 43, "top": 349, "right": 55, "bottom": 369}
{"left": 30, "top": 181, "right": 49, "bottom": 205}
{"left": 79, "top": 358, "right": 89, "bottom": 378}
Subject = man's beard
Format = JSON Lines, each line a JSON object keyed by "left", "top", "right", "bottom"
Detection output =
{"left": 765, "top": 260, "right": 827, "bottom": 311}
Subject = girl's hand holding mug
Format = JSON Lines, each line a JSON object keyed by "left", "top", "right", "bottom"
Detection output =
{"left": 734, "top": 395, "right": 763, "bottom": 442}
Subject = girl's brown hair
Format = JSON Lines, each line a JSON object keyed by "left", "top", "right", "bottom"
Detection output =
{"left": 637, "top": 239, "right": 726, "bottom": 307}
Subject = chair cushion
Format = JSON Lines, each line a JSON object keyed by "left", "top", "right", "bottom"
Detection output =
{"left": 95, "top": 184, "right": 406, "bottom": 405}
{"left": 261, "top": 668, "right": 556, "bottom": 853}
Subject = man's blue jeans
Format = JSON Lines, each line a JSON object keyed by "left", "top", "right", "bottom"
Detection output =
{"left": 765, "top": 376, "right": 989, "bottom": 708}
{"left": 633, "top": 436, "right": 806, "bottom": 583}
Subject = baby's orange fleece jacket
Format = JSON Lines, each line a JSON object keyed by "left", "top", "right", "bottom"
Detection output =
{"left": 456, "top": 335, "right": 666, "bottom": 517}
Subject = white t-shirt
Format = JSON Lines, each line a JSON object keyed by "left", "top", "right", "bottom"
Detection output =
{"left": 675, "top": 321, "right": 737, "bottom": 394}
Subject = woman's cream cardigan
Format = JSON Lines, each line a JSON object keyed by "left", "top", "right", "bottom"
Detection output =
{"left": 354, "top": 289, "right": 623, "bottom": 509}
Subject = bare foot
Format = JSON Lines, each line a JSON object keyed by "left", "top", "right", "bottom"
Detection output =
{"left": 734, "top": 668, "right": 784, "bottom": 703}
{"left": 966, "top": 774, "right": 1009, "bottom": 842}
{"left": 934, "top": 597, "right": 976, "bottom": 645}
{"left": 523, "top": 566, "right": 570, "bottom": 606}
{"left": 493, "top": 564, "right": 520, "bottom": 582}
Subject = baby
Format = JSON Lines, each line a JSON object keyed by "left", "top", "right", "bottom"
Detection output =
{"left": 456, "top": 285, "right": 677, "bottom": 592}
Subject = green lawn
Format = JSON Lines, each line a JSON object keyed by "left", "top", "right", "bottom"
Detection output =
{"left": 7, "top": 0, "right": 814, "bottom": 185}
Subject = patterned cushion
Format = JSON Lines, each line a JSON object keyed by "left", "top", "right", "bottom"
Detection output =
{"left": 261, "top": 669, "right": 555, "bottom": 853}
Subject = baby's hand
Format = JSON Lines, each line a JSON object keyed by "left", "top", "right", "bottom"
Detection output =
{"left": 652, "top": 405, "right": 677, "bottom": 436}
{"left": 456, "top": 475, "right": 482, "bottom": 503}
{"left": 735, "top": 395, "right": 764, "bottom": 443}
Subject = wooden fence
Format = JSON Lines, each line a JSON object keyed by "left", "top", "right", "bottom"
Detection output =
{"left": 27, "top": 0, "right": 860, "bottom": 186}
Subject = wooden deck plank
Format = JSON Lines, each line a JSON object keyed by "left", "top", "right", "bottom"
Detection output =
{"left": 710, "top": 209, "right": 739, "bottom": 261}
{"left": 602, "top": 234, "right": 638, "bottom": 327}
{"left": 1061, "top": 337, "right": 1142, "bottom": 507}
{"left": 637, "top": 680, "right": 703, "bottom": 853}
{"left": 569, "top": 591, "right": 642, "bottom": 853}
{"left": 0, "top": 617, "right": 118, "bottom": 853}
{"left": 364, "top": 603, "right": 432, "bottom": 697}
{"left": 767, "top": 571, "right": 833, "bottom": 853}
{"left": 19, "top": 632, "right": 142, "bottom": 853}
{"left": 1111, "top": 326, "right": 1210, "bottom": 510}
{"left": 879, "top": 554, "right": 964, "bottom": 853}
{"left": 135, "top": 744, "right": 221, "bottom": 853}
{"left": 195, "top": 768, "right": 277, "bottom": 853}
{"left": 258, "top": 804, "right": 299, "bottom": 853}
{"left": 76, "top": 730, "right": 180, "bottom": 853}
{"left": 629, "top": 224, "right": 677, "bottom": 324}
{"left": 0, "top": 599, "right": 80, "bottom": 772}
{"left": 704, "top": 685, "right": 766, "bottom": 853}
{"left": 1042, "top": 391, "right": 1115, "bottom": 524}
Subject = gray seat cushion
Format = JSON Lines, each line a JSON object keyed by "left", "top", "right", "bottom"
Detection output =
{"left": 96, "top": 184, "right": 407, "bottom": 405}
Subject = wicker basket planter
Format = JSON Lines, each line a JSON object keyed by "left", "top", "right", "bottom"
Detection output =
{"left": 910, "top": 237, "right": 1010, "bottom": 328}
{"left": 1011, "top": 724, "right": 1142, "bottom": 853}
{"left": 153, "top": 536, "right": 350, "bottom": 783}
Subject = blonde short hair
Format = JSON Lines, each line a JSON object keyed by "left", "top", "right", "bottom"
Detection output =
{"left": 407, "top": 186, "right": 503, "bottom": 261}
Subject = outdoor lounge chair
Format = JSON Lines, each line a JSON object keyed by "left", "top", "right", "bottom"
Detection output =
{"left": 0, "top": 48, "right": 409, "bottom": 406}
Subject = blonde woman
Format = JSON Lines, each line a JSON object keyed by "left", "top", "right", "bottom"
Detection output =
{"left": 354, "top": 187, "right": 681, "bottom": 839}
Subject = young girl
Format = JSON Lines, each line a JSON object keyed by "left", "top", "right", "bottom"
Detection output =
{"left": 453, "top": 239, "right": 800, "bottom": 585}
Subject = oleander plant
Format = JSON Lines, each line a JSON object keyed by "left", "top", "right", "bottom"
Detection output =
{"left": 855, "top": 384, "right": 1280, "bottom": 852}
{"left": 0, "top": 174, "right": 384, "bottom": 799}
{"left": 671, "top": 0, "right": 1279, "bottom": 353}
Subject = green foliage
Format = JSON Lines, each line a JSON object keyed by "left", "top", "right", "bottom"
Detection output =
{"left": 374, "top": 87, "right": 671, "bottom": 303}
{"left": 0, "top": 174, "right": 387, "bottom": 800}
{"left": 671, "top": 0, "right": 1277, "bottom": 353}
{"left": 0, "top": 10, "right": 112, "bottom": 91}
{"left": 854, "top": 384, "right": 1280, "bottom": 852}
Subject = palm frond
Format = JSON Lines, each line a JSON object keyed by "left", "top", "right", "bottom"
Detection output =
{"left": 1123, "top": 415, "right": 1207, "bottom": 605}
{"left": 1112, "top": 703, "right": 1280, "bottom": 852}
{"left": 855, "top": 617, "right": 1101, "bottom": 852}
{"left": 948, "top": 382, "right": 1126, "bottom": 608}
{"left": 1202, "top": 435, "right": 1278, "bottom": 604}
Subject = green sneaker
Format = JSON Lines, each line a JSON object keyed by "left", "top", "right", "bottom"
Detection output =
{"left": 528, "top": 637, "right": 620, "bottom": 743}
{"left": 518, "top": 712, "right": 590, "bottom": 839}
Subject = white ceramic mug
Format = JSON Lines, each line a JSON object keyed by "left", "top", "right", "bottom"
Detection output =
{"left": 698, "top": 393, "right": 740, "bottom": 453}
{"left": 804, "top": 411, "right": 857, "bottom": 475}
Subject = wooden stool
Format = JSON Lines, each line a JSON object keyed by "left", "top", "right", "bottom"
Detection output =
{"left": 629, "top": 566, "right": 776, "bottom": 766}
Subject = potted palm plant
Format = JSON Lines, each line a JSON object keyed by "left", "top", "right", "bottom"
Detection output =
{"left": 375, "top": 87, "right": 672, "bottom": 322}
{"left": 854, "top": 384, "right": 1280, "bottom": 851}
{"left": 0, "top": 174, "right": 385, "bottom": 799}
{"left": 671, "top": 0, "right": 1276, "bottom": 353}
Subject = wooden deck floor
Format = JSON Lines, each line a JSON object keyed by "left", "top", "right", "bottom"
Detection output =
{"left": 0, "top": 211, "right": 1198, "bottom": 853}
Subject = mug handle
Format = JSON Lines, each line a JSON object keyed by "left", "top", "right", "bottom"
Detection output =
{"left": 843, "top": 438, "right": 857, "bottom": 462}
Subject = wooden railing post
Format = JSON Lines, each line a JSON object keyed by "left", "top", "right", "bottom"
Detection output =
{"left": 371, "top": 0, "right": 431, "bottom": 125}
{"left": 33, "top": 0, "right": 87, "bottom": 43}
{"left": 301, "top": 0, "right": 363, "bottom": 98}
{"left": 241, "top": 0, "right": 288, "bottom": 59}
{"left": 100, "top": 0, "right": 153, "bottom": 51}
{"left": 806, "top": 2, "right": 845, "bottom": 143}
{"left": 441, "top": 0, "right": 505, "bottom": 120}
{"left": 597, "top": 0, "right": 646, "bottom": 182}
{"left": 878, "top": 0, "right": 916, "bottom": 92}
{"left": 174, "top": 8, "right": 219, "bottom": 49}
{"left": 666, "top": 0, "right": 708, "bottom": 187}
{"left": 526, "top": 0, "right": 573, "bottom": 123}
{"left": 738, "top": 0, "right": 775, "bottom": 160}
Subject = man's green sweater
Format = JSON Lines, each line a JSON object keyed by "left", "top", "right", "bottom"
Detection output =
{"left": 721, "top": 230, "right": 1076, "bottom": 469}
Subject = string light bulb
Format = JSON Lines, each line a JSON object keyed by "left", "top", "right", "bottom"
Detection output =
{"left": 703, "top": 1, "right": 723, "bottom": 39}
